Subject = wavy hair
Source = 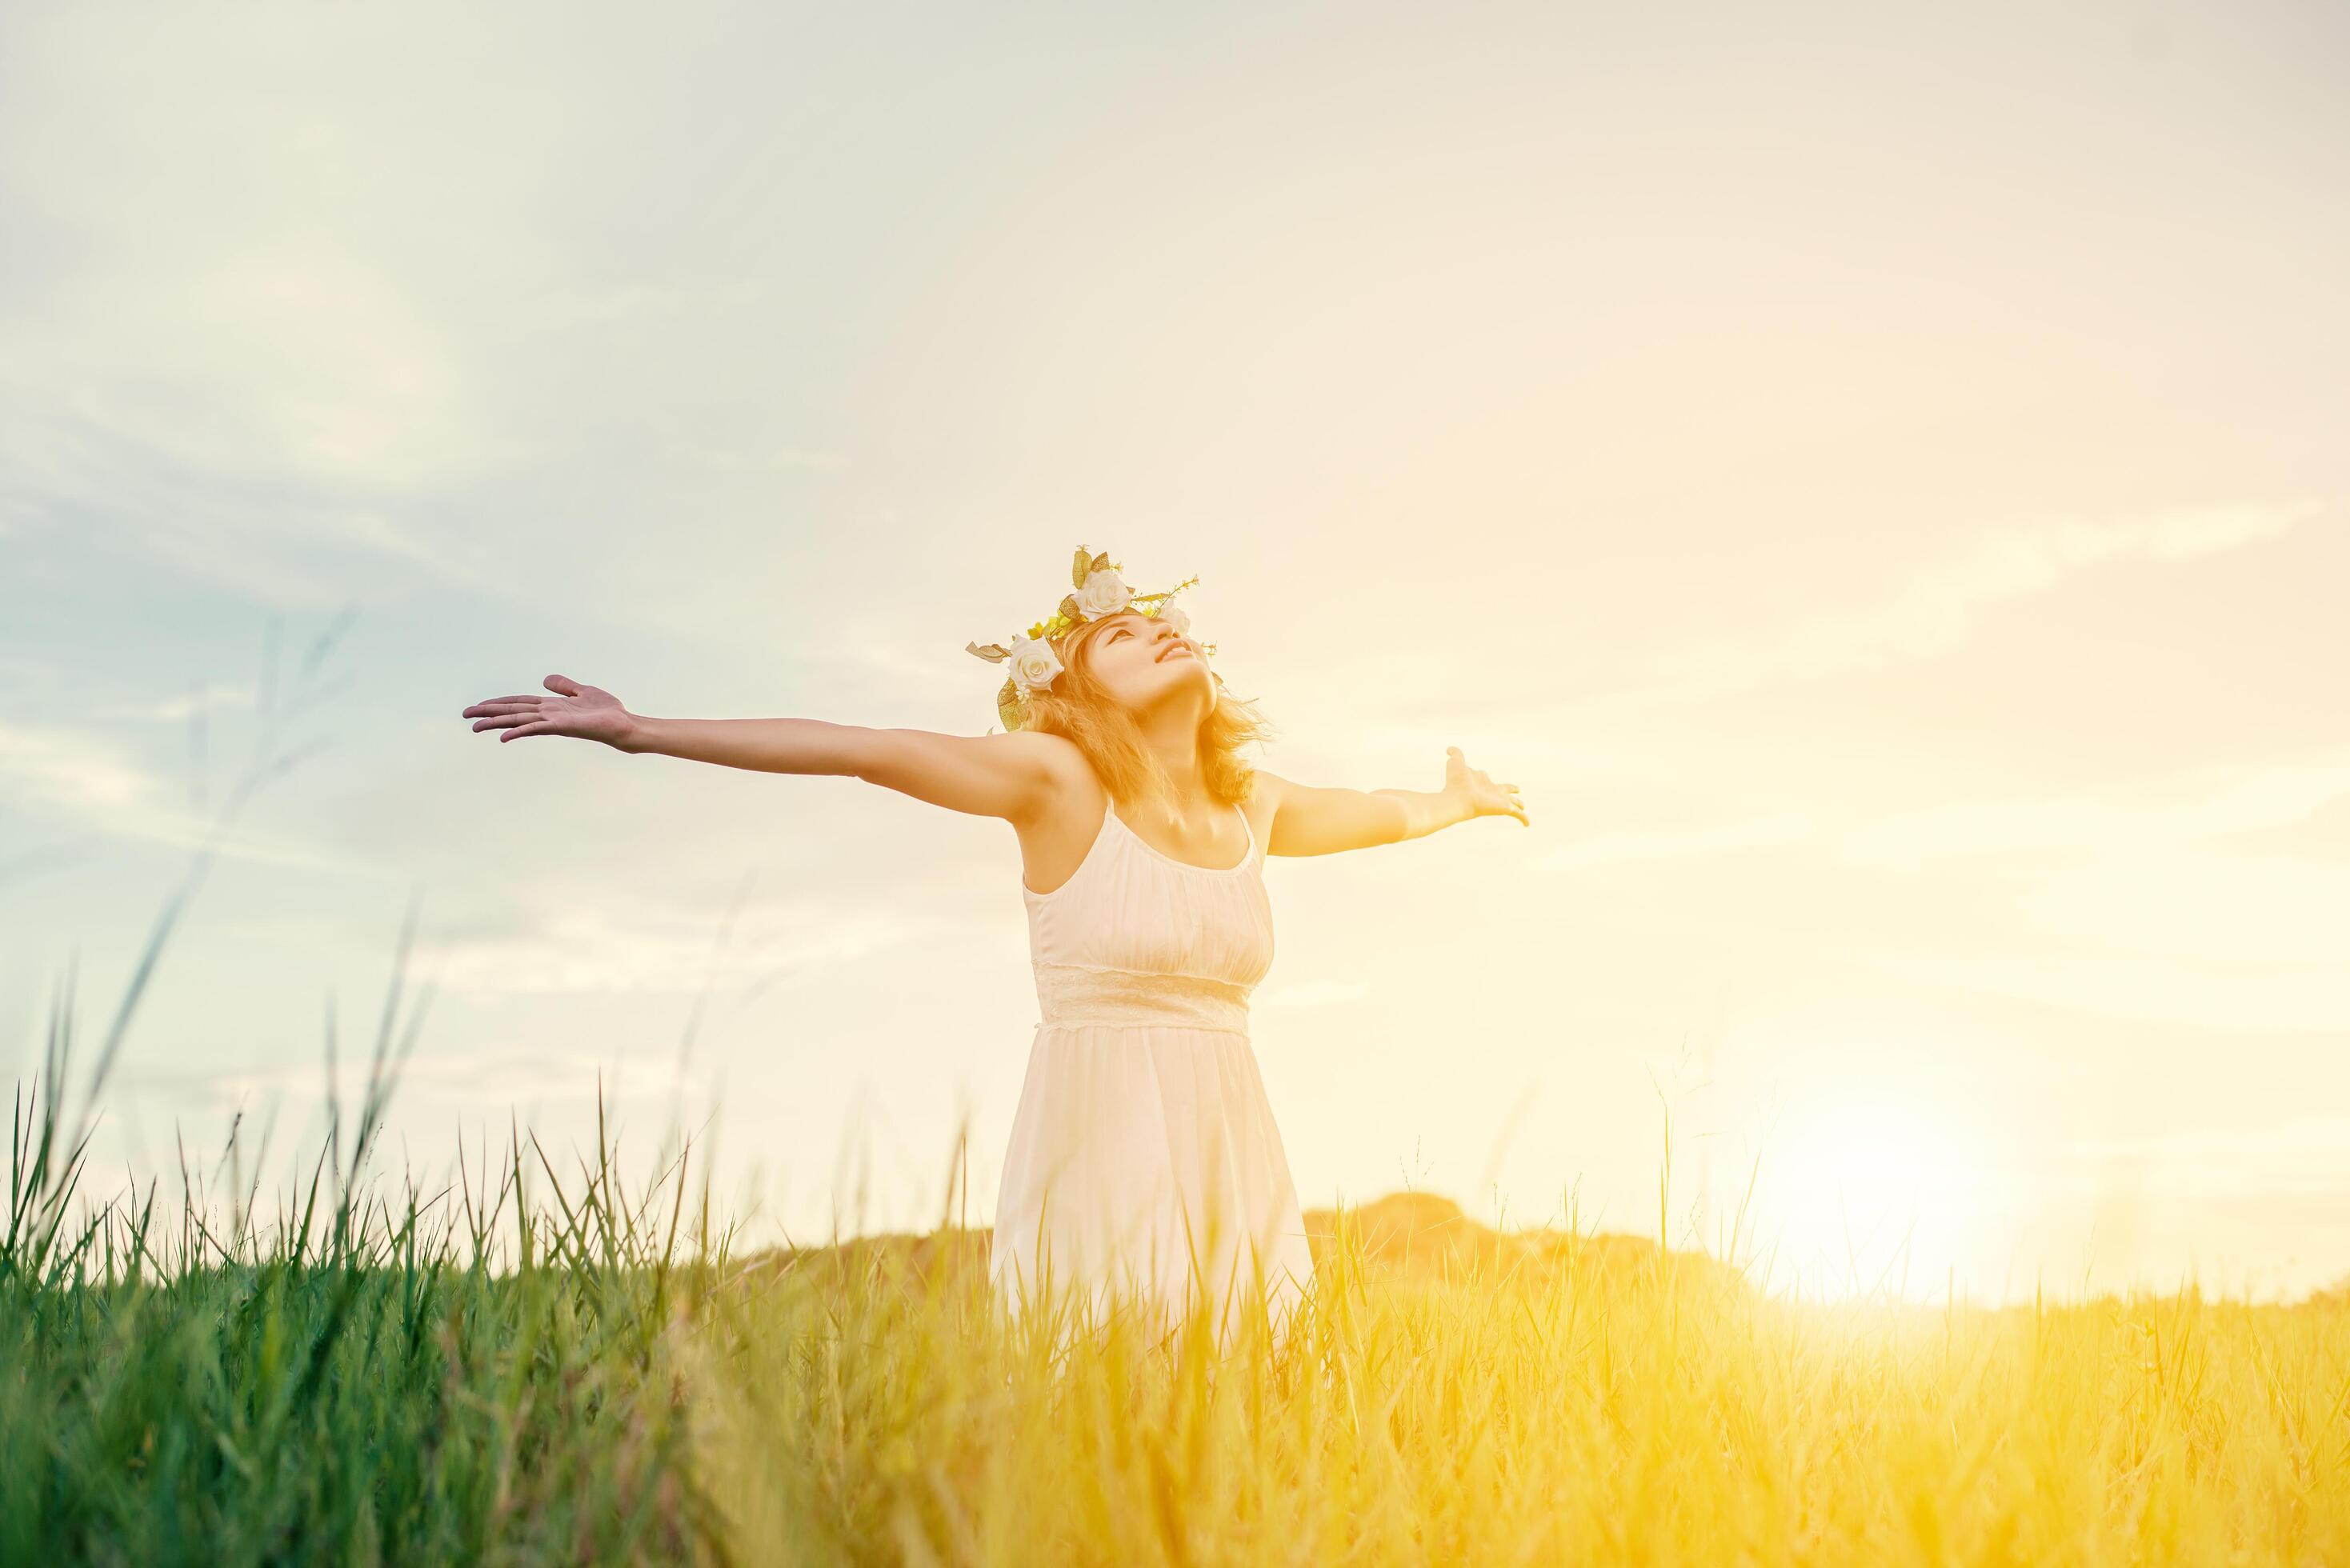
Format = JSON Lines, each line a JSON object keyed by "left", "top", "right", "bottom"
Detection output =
{"left": 1017, "top": 614, "right": 1275, "bottom": 808}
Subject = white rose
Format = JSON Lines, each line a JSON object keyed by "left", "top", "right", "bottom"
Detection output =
{"left": 1155, "top": 602, "right": 1191, "bottom": 638}
{"left": 1007, "top": 634, "right": 1064, "bottom": 692}
{"left": 1073, "top": 566, "right": 1132, "bottom": 619}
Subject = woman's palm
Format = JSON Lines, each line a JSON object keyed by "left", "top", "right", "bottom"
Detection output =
{"left": 462, "top": 675, "right": 634, "bottom": 748}
{"left": 1447, "top": 746, "right": 1529, "bottom": 826}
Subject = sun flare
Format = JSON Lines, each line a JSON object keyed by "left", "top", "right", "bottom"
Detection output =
{"left": 1743, "top": 1091, "right": 1988, "bottom": 1302}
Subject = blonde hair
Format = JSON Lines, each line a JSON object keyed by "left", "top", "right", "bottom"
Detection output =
{"left": 1018, "top": 614, "right": 1274, "bottom": 808}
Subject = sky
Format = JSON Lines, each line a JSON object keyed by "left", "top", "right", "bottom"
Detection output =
{"left": 2, "top": 0, "right": 2344, "bottom": 1303}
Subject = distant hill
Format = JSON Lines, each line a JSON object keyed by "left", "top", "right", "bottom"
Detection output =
{"left": 749, "top": 1190, "right": 1747, "bottom": 1295}
{"left": 2304, "top": 1274, "right": 2350, "bottom": 1309}
{"left": 1300, "top": 1190, "right": 1745, "bottom": 1290}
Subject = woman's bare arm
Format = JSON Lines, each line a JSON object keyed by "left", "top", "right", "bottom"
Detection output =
{"left": 462, "top": 674, "right": 1070, "bottom": 823}
{"left": 1257, "top": 746, "right": 1528, "bottom": 856}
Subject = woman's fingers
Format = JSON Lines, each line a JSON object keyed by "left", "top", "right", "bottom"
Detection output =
{"left": 1445, "top": 746, "right": 1531, "bottom": 821}
{"left": 464, "top": 680, "right": 608, "bottom": 744}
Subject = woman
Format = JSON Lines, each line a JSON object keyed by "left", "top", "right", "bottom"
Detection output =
{"left": 460, "top": 546, "right": 1530, "bottom": 1352}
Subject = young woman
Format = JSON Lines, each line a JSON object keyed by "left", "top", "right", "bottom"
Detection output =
{"left": 459, "top": 547, "right": 1530, "bottom": 1351}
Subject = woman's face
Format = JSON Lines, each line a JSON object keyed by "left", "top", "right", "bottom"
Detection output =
{"left": 1075, "top": 610, "right": 1211, "bottom": 719}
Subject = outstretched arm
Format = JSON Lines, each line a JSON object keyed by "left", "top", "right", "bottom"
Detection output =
{"left": 1258, "top": 746, "right": 1529, "bottom": 857}
{"left": 461, "top": 674, "right": 1070, "bottom": 822}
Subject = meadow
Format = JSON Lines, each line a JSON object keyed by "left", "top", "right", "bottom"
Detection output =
{"left": 9, "top": 1013, "right": 2349, "bottom": 1565}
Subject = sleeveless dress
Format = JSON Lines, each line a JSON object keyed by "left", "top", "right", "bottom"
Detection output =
{"left": 991, "top": 792, "right": 1315, "bottom": 1350}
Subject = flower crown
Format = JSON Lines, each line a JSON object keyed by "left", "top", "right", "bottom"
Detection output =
{"left": 963, "top": 545, "right": 1217, "bottom": 732}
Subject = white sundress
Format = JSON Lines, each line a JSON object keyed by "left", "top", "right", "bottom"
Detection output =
{"left": 991, "top": 792, "right": 1315, "bottom": 1351}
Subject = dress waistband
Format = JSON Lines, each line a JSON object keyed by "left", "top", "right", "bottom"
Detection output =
{"left": 1033, "top": 963, "right": 1253, "bottom": 1034}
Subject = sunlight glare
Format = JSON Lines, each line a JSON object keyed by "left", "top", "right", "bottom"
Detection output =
{"left": 1746, "top": 1090, "right": 1985, "bottom": 1302}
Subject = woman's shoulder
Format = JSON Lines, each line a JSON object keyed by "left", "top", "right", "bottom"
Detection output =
{"left": 980, "top": 727, "right": 1089, "bottom": 783}
{"left": 993, "top": 726, "right": 1085, "bottom": 762}
{"left": 1241, "top": 767, "right": 1287, "bottom": 809}
{"left": 1015, "top": 733, "right": 1108, "bottom": 816}
{"left": 1015, "top": 730, "right": 1097, "bottom": 789}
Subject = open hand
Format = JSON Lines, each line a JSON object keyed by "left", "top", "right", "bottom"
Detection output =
{"left": 462, "top": 675, "right": 638, "bottom": 750}
{"left": 1446, "top": 746, "right": 1529, "bottom": 826}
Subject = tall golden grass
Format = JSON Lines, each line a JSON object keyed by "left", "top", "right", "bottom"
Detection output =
{"left": 17, "top": 886, "right": 2350, "bottom": 1566}
{"left": 691, "top": 1185, "right": 2350, "bottom": 1565}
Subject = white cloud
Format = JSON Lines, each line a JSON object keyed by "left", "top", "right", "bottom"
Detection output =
{"left": 0, "top": 719, "right": 156, "bottom": 813}
{"left": 90, "top": 684, "right": 258, "bottom": 723}
{"left": 1838, "top": 746, "right": 2350, "bottom": 1024}
{"left": 1720, "top": 498, "right": 2324, "bottom": 684}
{"left": 1762, "top": 500, "right": 2321, "bottom": 680}
{"left": 0, "top": 718, "right": 386, "bottom": 879}
{"left": 1523, "top": 498, "right": 2336, "bottom": 720}
{"left": 2, "top": 248, "right": 480, "bottom": 491}
{"left": 130, "top": 1046, "right": 674, "bottom": 1109}
{"left": 1840, "top": 745, "right": 2350, "bottom": 870}
{"left": 417, "top": 900, "right": 934, "bottom": 1000}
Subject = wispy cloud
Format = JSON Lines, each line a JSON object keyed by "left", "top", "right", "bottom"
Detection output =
{"left": 0, "top": 717, "right": 386, "bottom": 879}
{"left": 0, "top": 719, "right": 157, "bottom": 812}
{"left": 1671, "top": 498, "right": 2326, "bottom": 690}
{"left": 1839, "top": 744, "right": 2350, "bottom": 870}
{"left": 1839, "top": 746, "right": 2350, "bottom": 1028}
{"left": 0, "top": 247, "right": 482, "bottom": 491}
{"left": 1493, "top": 498, "right": 2336, "bottom": 723}
{"left": 123, "top": 1046, "right": 716, "bottom": 1118}
{"left": 90, "top": 684, "right": 258, "bottom": 723}
{"left": 417, "top": 901, "right": 935, "bottom": 1000}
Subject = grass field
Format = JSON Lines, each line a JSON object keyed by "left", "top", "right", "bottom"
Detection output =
{"left": 10, "top": 1025, "right": 2350, "bottom": 1566}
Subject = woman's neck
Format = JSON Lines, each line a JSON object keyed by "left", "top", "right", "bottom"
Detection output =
{"left": 1133, "top": 706, "right": 1213, "bottom": 813}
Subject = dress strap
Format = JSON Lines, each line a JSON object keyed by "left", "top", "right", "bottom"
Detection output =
{"left": 1103, "top": 795, "right": 1255, "bottom": 875}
